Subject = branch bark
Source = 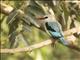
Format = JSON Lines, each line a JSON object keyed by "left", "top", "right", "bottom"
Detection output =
{"left": 0, "top": 39, "right": 53, "bottom": 53}
{"left": 0, "top": 2, "right": 14, "bottom": 15}
{"left": 0, "top": 3, "right": 25, "bottom": 16}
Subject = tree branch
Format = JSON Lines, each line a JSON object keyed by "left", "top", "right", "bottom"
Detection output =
{"left": 0, "top": 39, "right": 53, "bottom": 53}
{"left": 0, "top": 3, "right": 25, "bottom": 16}
{"left": 0, "top": 27, "right": 80, "bottom": 53}
{"left": 0, "top": 2, "right": 14, "bottom": 15}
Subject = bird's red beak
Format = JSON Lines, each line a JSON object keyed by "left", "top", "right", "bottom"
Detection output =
{"left": 36, "top": 16, "right": 48, "bottom": 20}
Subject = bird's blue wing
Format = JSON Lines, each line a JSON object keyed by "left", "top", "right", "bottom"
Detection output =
{"left": 45, "top": 22, "right": 63, "bottom": 38}
{"left": 46, "top": 22, "right": 61, "bottom": 32}
{"left": 49, "top": 31, "right": 62, "bottom": 38}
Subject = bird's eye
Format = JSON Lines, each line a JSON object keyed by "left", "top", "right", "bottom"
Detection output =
{"left": 44, "top": 16, "right": 48, "bottom": 19}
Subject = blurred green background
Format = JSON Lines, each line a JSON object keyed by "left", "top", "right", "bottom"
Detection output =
{"left": 1, "top": 0, "right": 80, "bottom": 60}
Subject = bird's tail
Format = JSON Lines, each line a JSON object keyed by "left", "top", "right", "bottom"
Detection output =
{"left": 59, "top": 37, "right": 80, "bottom": 52}
{"left": 59, "top": 37, "right": 69, "bottom": 46}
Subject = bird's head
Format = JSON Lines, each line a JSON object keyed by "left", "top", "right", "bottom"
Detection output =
{"left": 35, "top": 15, "right": 56, "bottom": 31}
{"left": 36, "top": 15, "right": 56, "bottom": 22}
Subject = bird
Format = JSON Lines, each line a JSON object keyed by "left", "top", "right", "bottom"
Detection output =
{"left": 36, "top": 14, "right": 80, "bottom": 52}
{"left": 36, "top": 14, "right": 70, "bottom": 46}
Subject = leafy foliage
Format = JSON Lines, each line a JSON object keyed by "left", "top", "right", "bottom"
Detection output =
{"left": 1, "top": 0, "right": 80, "bottom": 60}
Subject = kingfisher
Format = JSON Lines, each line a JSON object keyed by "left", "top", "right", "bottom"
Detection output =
{"left": 36, "top": 15, "right": 69, "bottom": 46}
{"left": 36, "top": 15, "right": 80, "bottom": 51}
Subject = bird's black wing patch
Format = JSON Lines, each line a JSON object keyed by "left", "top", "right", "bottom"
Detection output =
{"left": 45, "top": 22, "right": 60, "bottom": 32}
